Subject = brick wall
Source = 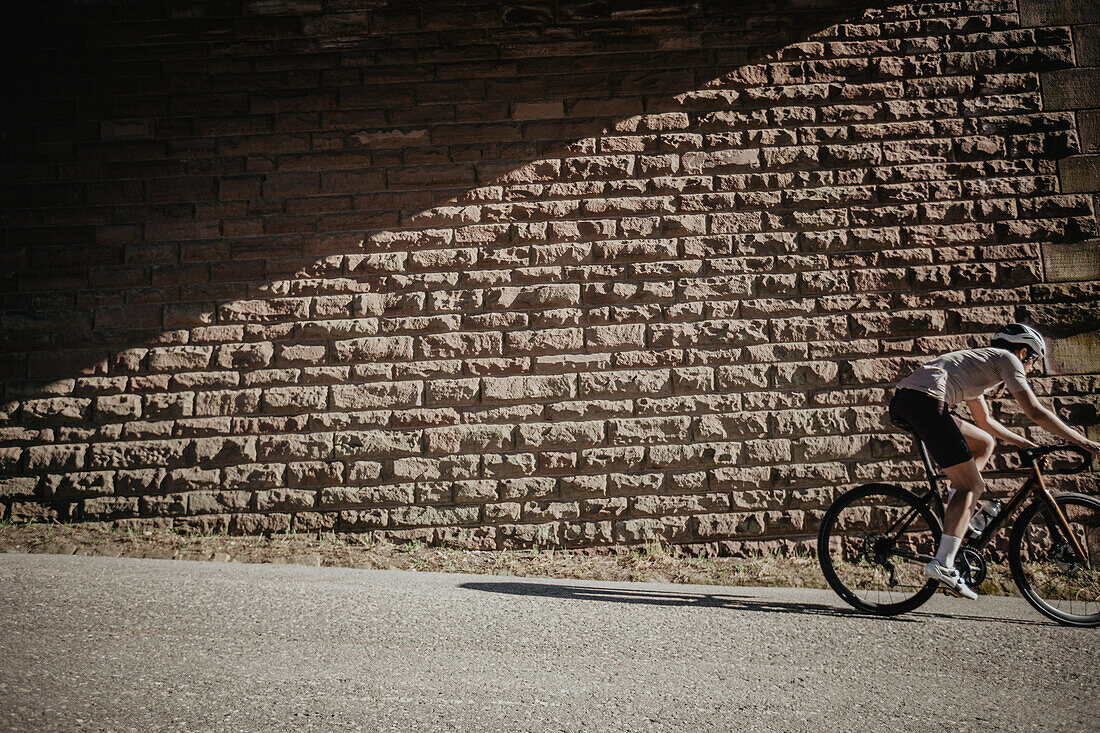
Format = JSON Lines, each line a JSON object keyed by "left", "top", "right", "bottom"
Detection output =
{"left": 2, "top": 0, "right": 1097, "bottom": 553}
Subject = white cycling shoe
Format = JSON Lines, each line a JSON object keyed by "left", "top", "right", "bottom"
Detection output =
{"left": 925, "top": 560, "right": 979, "bottom": 600}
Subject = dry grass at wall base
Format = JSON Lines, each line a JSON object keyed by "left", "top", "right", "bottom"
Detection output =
{"left": 0, "top": 518, "right": 1021, "bottom": 596}
{"left": 0, "top": 518, "right": 826, "bottom": 586}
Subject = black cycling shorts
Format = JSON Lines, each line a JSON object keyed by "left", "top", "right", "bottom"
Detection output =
{"left": 888, "top": 388, "right": 973, "bottom": 469}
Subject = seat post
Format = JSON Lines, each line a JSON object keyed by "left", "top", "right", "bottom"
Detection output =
{"left": 914, "top": 436, "right": 942, "bottom": 494}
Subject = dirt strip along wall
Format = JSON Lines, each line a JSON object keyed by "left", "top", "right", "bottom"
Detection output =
{"left": 1, "top": 0, "right": 1098, "bottom": 554}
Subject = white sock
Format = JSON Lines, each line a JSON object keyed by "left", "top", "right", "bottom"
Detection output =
{"left": 935, "top": 534, "right": 963, "bottom": 568}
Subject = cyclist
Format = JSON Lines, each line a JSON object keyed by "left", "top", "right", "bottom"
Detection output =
{"left": 888, "top": 323, "right": 1100, "bottom": 599}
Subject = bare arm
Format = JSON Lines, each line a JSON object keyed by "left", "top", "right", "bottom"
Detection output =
{"left": 1011, "top": 385, "right": 1100, "bottom": 458}
{"left": 966, "top": 396, "right": 1036, "bottom": 449}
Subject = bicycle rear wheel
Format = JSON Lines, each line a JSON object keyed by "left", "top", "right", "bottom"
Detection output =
{"left": 818, "top": 483, "right": 942, "bottom": 615}
{"left": 1009, "top": 492, "right": 1100, "bottom": 627}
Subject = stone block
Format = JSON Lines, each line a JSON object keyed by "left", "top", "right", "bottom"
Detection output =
{"left": 435, "top": 525, "right": 498, "bottom": 551}
{"left": 22, "top": 398, "right": 91, "bottom": 425}
{"left": 194, "top": 389, "right": 262, "bottom": 416}
{"left": 215, "top": 342, "right": 274, "bottom": 369}
{"left": 255, "top": 489, "right": 316, "bottom": 512}
{"left": 1073, "top": 22, "right": 1100, "bottom": 65}
{"left": 81, "top": 496, "right": 139, "bottom": 520}
{"left": 184, "top": 491, "right": 247, "bottom": 518}
{"left": 608, "top": 416, "right": 691, "bottom": 446}
{"left": 89, "top": 440, "right": 189, "bottom": 469}
{"left": 607, "top": 472, "right": 663, "bottom": 496}
{"left": 143, "top": 392, "right": 195, "bottom": 419}
{"left": 481, "top": 374, "right": 575, "bottom": 403}
{"left": 499, "top": 521, "right": 562, "bottom": 549}
{"left": 1043, "top": 242, "right": 1100, "bottom": 282}
{"left": 454, "top": 480, "right": 499, "bottom": 503}
{"left": 1048, "top": 330, "right": 1100, "bottom": 376}
{"left": 773, "top": 361, "right": 841, "bottom": 389}
{"left": 331, "top": 382, "right": 422, "bottom": 410}
{"left": 334, "top": 430, "right": 421, "bottom": 458}
{"left": 146, "top": 346, "right": 212, "bottom": 372}
{"left": 505, "top": 328, "right": 584, "bottom": 355}
{"left": 392, "top": 456, "right": 479, "bottom": 481}
{"left": 389, "top": 505, "right": 480, "bottom": 527}
{"left": 579, "top": 370, "right": 670, "bottom": 399}
{"left": 1019, "top": 1, "right": 1100, "bottom": 25}
{"left": 484, "top": 502, "right": 522, "bottom": 522}
{"left": 416, "top": 332, "right": 503, "bottom": 359}
{"left": 1041, "top": 68, "right": 1100, "bottom": 110}
{"left": 425, "top": 378, "right": 481, "bottom": 405}
{"left": 522, "top": 501, "right": 580, "bottom": 522}
{"left": 487, "top": 284, "right": 580, "bottom": 309}
{"left": 231, "top": 513, "right": 291, "bottom": 535}
{"left": 1057, "top": 155, "right": 1100, "bottom": 192}
{"left": 562, "top": 520, "right": 614, "bottom": 547}
{"left": 0, "top": 477, "right": 38, "bottom": 499}
{"left": 287, "top": 461, "right": 344, "bottom": 488}
{"left": 498, "top": 477, "right": 557, "bottom": 501}
{"left": 256, "top": 433, "right": 333, "bottom": 461}
{"left": 614, "top": 516, "right": 691, "bottom": 544}
{"left": 1078, "top": 110, "right": 1100, "bottom": 154}
{"left": 162, "top": 467, "right": 221, "bottom": 492}
{"left": 694, "top": 412, "right": 769, "bottom": 441}
{"left": 694, "top": 512, "right": 766, "bottom": 539}
{"left": 191, "top": 436, "right": 257, "bottom": 465}
{"left": 42, "top": 471, "right": 113, "bottom": 499}
{"left": 518, "top": 420, "right": 605, "bottom": 449}
{"left": 94, "top": 394, "right": 142, "bottom": 422}
{"left": 338, "top": 509, "right": 389, "bottom": 530}
{"left": 333, "top": 336, "right": 414, "bottom": 362}
{"left": 424, "top": 425, "right": 514, "bottom": 453}
{"left": 559, "top": 474, "right": 607, "bottom": 499}
{"left": 224, "top": 463, "right": 285, "bottom": 490}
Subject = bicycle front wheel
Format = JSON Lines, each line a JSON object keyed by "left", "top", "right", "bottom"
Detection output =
{"left": 818, "top": 483, "right": 942, "bottom": 615}
{"left": 1009, "top": 492, "right": 1100, "bottom": 627}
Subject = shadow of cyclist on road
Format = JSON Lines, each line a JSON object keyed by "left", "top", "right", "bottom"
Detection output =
{"left": 459, "top": 579, "right": 1052, "bottom": 627}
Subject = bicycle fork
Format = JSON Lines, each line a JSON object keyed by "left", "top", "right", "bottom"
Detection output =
{"left": 1034, "top": 468, "right": 1090, "bottom": 565}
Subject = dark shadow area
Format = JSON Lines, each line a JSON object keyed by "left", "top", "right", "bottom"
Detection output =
{"left": 0, "top": 0, "right": 884, "bottom": 378}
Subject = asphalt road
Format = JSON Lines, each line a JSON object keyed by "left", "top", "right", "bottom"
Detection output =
{"left": 0, "top": 554, "right": 1095, "bottom": 732}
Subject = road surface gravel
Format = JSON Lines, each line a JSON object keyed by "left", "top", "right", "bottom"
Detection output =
{"left": 0, "top": 553, "right": 1095, "bottom": 732}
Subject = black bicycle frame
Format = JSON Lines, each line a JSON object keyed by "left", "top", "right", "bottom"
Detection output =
{"left": 885, "top": 438, "right": 1091, "bottom": 562}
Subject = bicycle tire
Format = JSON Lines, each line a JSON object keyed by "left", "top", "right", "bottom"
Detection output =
{"left": 1009, "top": 492, "right": 1100, "bottom": 627}
{"left": 818, "top": 483, "right": 942, "bottom": 616}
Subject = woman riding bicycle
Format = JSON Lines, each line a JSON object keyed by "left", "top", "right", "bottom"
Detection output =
{"left": 888, "top": 323, "right": 1100, "bottom": 600}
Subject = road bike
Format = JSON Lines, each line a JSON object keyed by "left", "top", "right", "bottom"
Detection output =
{"left": 817, "top": 424, "right": 1098, "bottom": 626}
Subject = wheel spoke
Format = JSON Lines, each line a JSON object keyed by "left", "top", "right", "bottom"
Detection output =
{"left": 818, "top": 484, "right": 941, "bottom": 615}
{"left": 1011, "top": 494, "right": 1100, "bottom": 626}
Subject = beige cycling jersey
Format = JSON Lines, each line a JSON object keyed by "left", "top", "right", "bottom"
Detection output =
{"left": 897, "top": 347, "right": 1029, "bottom": 407}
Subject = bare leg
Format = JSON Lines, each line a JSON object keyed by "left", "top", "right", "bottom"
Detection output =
{"left": 954, "top": 417, "right": 995, "bottom": 472}
{"left": 941, "top": 459, "right": 986, "bottom": 538}
{"left": 941, "top": 419, "right": 996, "bottom": 536}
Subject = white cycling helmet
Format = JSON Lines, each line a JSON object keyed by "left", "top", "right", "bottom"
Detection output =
{"left": 994, "top": 323, "right": 1046, "bottom": 360}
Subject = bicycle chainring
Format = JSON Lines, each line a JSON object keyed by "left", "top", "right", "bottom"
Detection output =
{"left": 955, "top": 547, "right": 987, "bottom": 589}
